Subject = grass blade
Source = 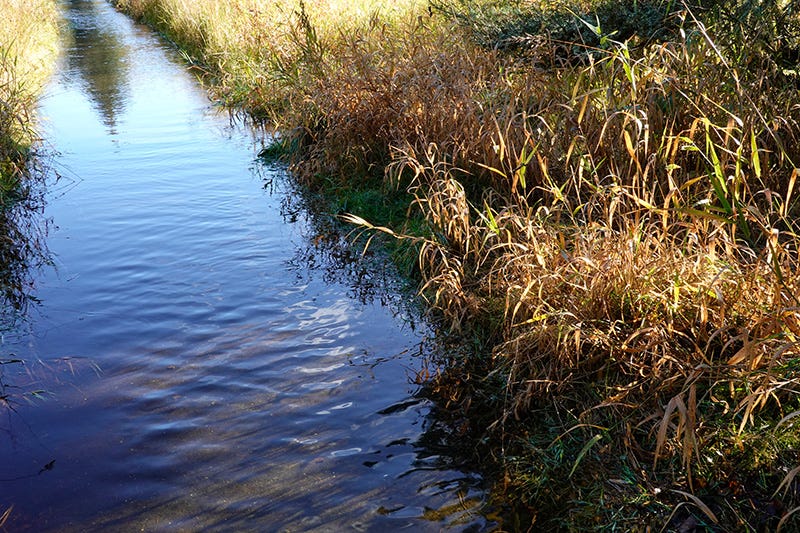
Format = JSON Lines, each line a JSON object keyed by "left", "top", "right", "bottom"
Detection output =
{"left": 569, "top": 434, "right": 603, "bottom": 479}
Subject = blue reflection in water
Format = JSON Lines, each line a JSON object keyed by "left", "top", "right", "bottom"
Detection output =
{"left": 0, "top": 1, "right": 492, "bottom": 531}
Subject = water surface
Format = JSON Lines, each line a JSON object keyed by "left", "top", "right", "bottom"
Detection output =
{"left": 0, "top": 1, "right": 491, "bottom": 530}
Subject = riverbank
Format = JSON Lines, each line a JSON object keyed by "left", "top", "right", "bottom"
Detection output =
{"left": 114, "top": 0, "right": 800, "bottom": 529}
{"left": 0, "top": 0, "right": 60, "bottom": 201}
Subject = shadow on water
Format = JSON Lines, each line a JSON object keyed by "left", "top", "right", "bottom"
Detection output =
{"left": 0, "top": 157, "right": 57, "bottom": 457}
{"left": 63, "top": 0, "right": 129, "bottom": 132}
{"left": 258, "top": 165, "right": 501, "bottom": 527}
{"left": 0, "top": 162, "right": 51, "bottom": 335}
{"left": 264, "top": 162, "right": 419, "bottom": 315}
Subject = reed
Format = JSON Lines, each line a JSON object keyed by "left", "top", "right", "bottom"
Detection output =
{"left": 115, "top": 0, "right": 800, "bottom": 527}
{"left": 0, "top": 0, "right": 60, "bottom": 200}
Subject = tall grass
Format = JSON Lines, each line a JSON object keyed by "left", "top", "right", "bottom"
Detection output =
{"left": 113, "top": 0, "right": 425, "bottom": 118}
{"left": 0, "top": 0, "right": 61, "bottom": 199}
{"left": 116, "top": 0, "right": 800, "bottom": 527}
{"left": 393, "top": 3, "right": 800, "bottom": 528}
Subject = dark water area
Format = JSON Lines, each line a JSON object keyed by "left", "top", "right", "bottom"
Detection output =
{"left": 0, "top": 180, "right": 49, "bottom": 332}
{"left": 0, "top": 1, "right": 493, "bottom": 530}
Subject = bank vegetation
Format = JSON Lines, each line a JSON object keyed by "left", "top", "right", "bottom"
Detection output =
{"left": 115, "top": 0, "right": 800, "bottom": 529}
{"left": 0, "top": 0, "right": 60, "bottom": 201}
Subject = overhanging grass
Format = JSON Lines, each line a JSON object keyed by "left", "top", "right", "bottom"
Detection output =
{"left": 0, "top": 0, "right": 61, "bottom": 200}
{"left": 0, "top": 0, "right": 60, "bottom": 334}
{"left": 114, "top": 0, "right": 800, "bottom": 528}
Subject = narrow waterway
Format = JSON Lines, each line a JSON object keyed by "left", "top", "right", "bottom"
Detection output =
{"left": 0, "top": 1, "right": 492, "bottom": 530}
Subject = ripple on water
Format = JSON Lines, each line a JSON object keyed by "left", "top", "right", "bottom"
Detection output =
{"left": 0, "top": 0, "right": 494, "bottom": 531}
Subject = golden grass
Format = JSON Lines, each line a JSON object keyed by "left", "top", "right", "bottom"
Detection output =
{"left": 0, "top": 0, "right": 60, "bottom": 88}
{"left": 113, "top": 0, "right": 426, "bottom": 116}
{"left": 284, "top": 3, "right": 800, "bottom": 525}
{"left": 0, "top": 0, "right": 61, "bottom": 191}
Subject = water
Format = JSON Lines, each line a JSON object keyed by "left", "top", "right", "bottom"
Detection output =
{"left": 0, "top": 1, "right": 492, "bottom": 530}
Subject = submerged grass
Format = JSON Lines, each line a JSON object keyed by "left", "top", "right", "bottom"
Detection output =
{"left": 115, "top": 0, "right": 800, "bottom": 528}
{"left": 0, "top": 0, "right": 61, "bottom": 201}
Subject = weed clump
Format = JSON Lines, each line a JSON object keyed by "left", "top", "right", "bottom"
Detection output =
{"left": 0, "top": 0, "right": 59, "bottom": 330}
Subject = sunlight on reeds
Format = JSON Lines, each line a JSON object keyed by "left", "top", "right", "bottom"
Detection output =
{"left": 0, "top": 0, "right": 60, "bottom": 194}
{"left": 114, "top": 0, "right": 426, "bottom": 117}
{"left": 292, "top": 1, "right": 800, "bottom": 525}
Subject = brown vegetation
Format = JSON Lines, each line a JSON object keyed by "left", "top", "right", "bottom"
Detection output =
{"left": 0, "top": 0, "right": 60, "bottom": 196}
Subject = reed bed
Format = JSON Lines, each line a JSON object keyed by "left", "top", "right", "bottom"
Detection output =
{"left": 115, "top": 0, "right": 800, "bottom": 527}
{"left": 113, "top": 0, "right": 425, "bottom": 117}
{"left": 0, "top": 0, "right": 60, "bottom": 198}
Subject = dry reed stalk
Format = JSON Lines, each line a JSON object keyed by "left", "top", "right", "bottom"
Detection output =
{"left": 339, "top": 9, "right": 800, "bottom": 508}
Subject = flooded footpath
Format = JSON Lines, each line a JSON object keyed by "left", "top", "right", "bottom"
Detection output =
{"left": 0, "top": 1, "right": 494, "bottom": 530}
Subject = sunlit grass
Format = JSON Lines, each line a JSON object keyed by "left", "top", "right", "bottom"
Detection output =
{"left": 0, "top": 0, "right": 60, "bottom": 198}
{"left": 114, "top": 0, "right": 426, "bottom": 117}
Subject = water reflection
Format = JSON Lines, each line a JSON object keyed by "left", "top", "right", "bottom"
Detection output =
{"left": 0, "top": 1, "right": 496, "bottom": 530}
{"left": 275, "top": 183, "right": 417, "bottom": 314}
{"left": 0, "top": 164, "right": 50, "bottom": 333}
{"left": 63, "top": 0, "right": 129, "bottom": 131}
{"left": 266, "top": 168, "right": 493, "bottom": 528}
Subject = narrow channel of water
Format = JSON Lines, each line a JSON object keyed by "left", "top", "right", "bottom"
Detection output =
{"left": 0, "top": 1, "right": 493, "bottom": 530}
